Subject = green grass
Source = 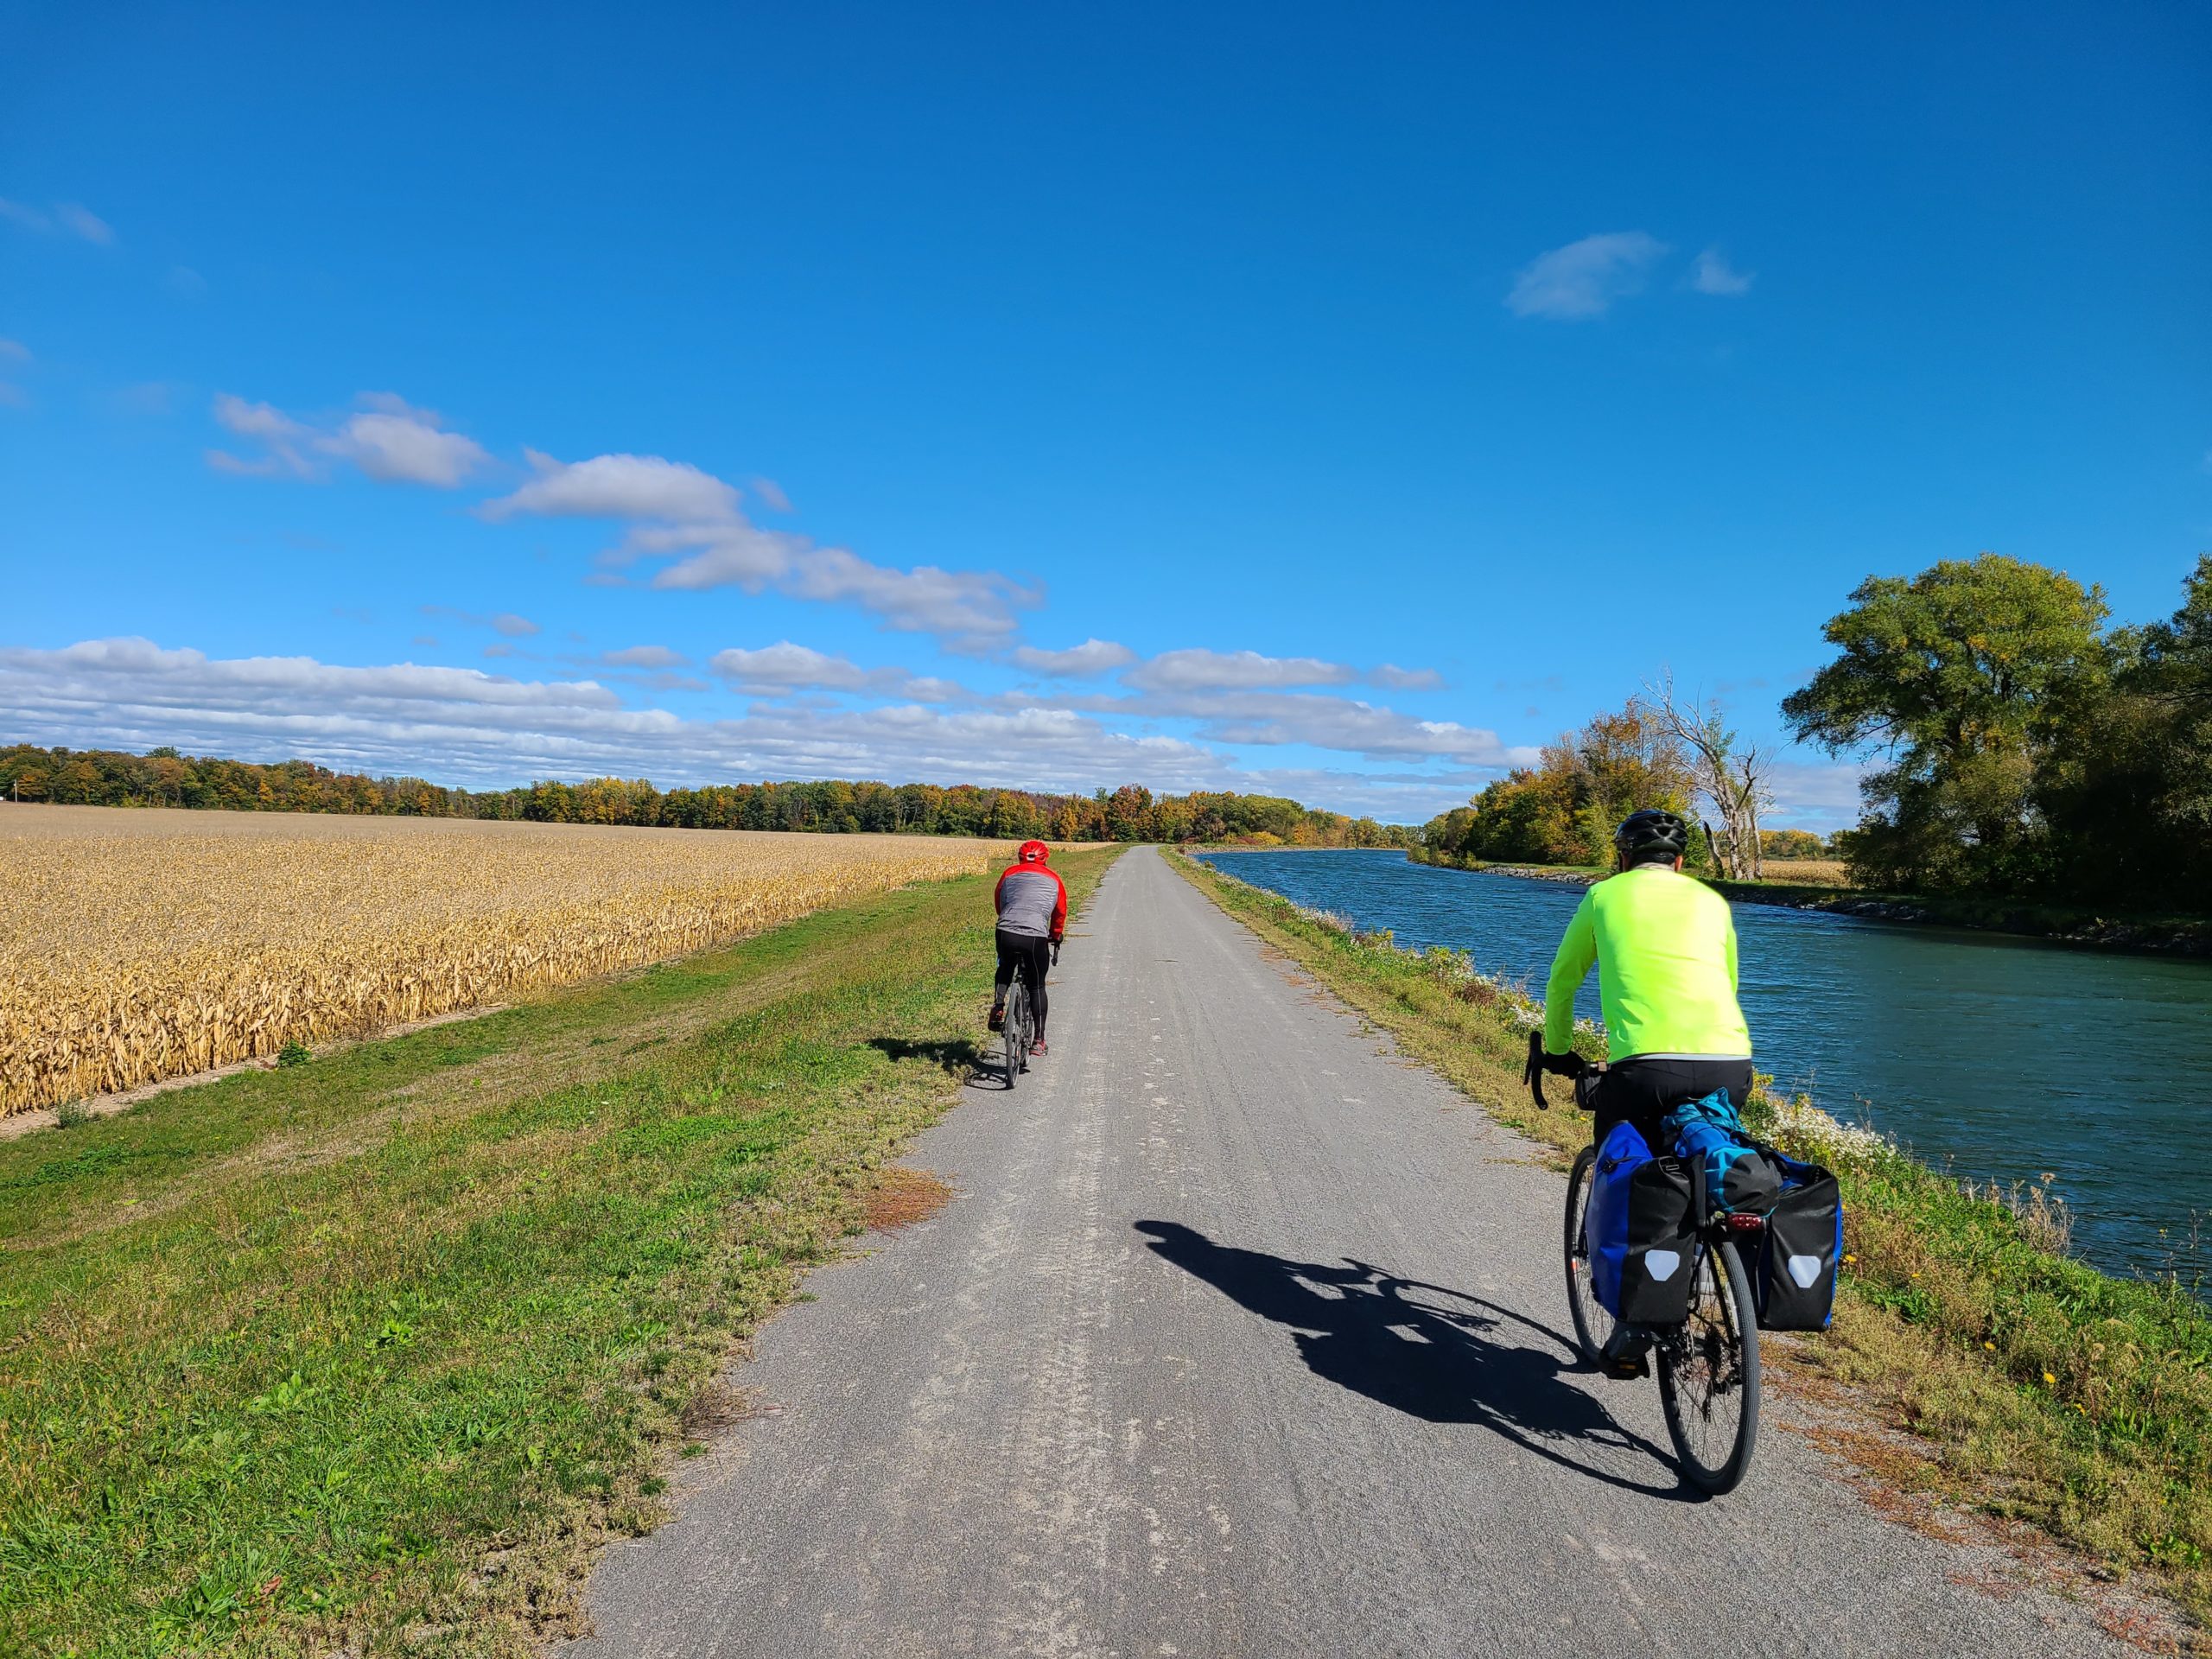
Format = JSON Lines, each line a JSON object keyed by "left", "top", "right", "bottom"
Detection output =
{"left": 1173, "top": 850, "right": 2212, "bottom": 1629}
{"left": 0, "top": 848, "right": 1118, "bottom": 1658}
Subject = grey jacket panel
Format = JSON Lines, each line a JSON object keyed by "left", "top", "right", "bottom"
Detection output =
{"left": 995, "top": 867, "right": 1063, "bottom": 938}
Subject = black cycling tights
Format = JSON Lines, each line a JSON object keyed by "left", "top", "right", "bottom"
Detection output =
{"left": 1590, "top": 1056, "right": 1754, "bottom": 1152}
{"left": 994, "top": 929, "right": 1051, "bottom": 1039}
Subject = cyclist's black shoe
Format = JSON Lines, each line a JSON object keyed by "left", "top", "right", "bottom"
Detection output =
{"left": 1600, "top": 1323, "right": 1654, "bottom": 1379}
{"left": 988, "top": 1004, "right": 1005, "bottom": 1032}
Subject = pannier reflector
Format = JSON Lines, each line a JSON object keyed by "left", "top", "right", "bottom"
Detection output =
{"left": 1788, "top": 1254, "right": 1822, "bottom": 1288}
{"left": 1645, "top": 1249, "right": 1681, "bottom": 1282}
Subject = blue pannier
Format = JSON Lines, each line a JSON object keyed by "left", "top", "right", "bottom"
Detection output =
{"left": 1586, "top": 1119, "right": 1697, "bottom": 1324}
{"left": 1663, "top": 1090, "right": 1783, "bottom": 1217}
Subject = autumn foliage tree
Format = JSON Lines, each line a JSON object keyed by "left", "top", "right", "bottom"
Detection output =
{"left": 1421, "top": 698, "right": 1696, "bottom": 867}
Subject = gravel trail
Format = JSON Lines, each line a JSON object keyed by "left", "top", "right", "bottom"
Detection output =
{"left": 566, "top": 846, "right": 2127, "bottom": 1658}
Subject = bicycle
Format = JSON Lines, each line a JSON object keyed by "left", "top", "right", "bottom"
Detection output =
{"left": 996, "top": 942, "right": 1059, "bottom": 1090}
{"left": 1530, "top": 1032, "right": 1761, "bottom": 1495}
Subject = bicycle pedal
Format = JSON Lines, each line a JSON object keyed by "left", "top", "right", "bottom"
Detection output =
{"left": 1599, "top": 1324, "right": 1654, "bottom": 1379}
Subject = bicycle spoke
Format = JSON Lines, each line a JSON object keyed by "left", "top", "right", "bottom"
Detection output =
{"left": 1659, "top": 1239, "right": 1760, "bottom": 1493}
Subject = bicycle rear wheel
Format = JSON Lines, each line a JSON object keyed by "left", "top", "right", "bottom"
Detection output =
{"left": 1001, "top": 982, "right": 1027, "bottom": 1090}
{"left": 1656, "top": 1238, "right": 1761, "bottom": 1494}
{"left": 1562, "top": 1146, "right": 1611, "bottom": 1365}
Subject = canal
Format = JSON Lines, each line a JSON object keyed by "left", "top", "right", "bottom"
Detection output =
{"left": 1197, "top": 849, "right": 2212, "bottom": 1280}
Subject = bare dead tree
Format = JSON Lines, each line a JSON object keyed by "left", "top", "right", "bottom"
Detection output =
{"left": 1636, "top": 670, "right": 1777, "bottom": 880}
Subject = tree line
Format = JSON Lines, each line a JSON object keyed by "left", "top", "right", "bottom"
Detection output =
{"left": 0, "top": 744, "right": 1415, "bottom": 849}
{"left": 1420, "top": 552, "right": 2211, "bottom": 913}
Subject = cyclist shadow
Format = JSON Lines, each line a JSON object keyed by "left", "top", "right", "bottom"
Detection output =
{"left": 867, "top": 1036, "right": 1001, "bottom": 1090}
{"left": 1134, "top": 1219, "right": 1699, "bottom": 1503}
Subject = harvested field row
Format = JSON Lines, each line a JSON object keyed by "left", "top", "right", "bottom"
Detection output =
{"left": 1, "top": 805, "right": 1007, "bottom": 1115}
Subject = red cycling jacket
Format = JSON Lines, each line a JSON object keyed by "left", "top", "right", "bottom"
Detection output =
{"left": 994, "top": 861, "right": 1066, "bottom": 942}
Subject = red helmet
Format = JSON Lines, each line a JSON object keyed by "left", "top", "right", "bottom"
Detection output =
{"left": 1018, "top": 839, "right": 1051, "bottom": 864}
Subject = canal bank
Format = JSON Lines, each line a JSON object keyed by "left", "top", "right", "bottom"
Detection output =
{"left": 1408, "top": 848, "right": 2212, "bottom": 957}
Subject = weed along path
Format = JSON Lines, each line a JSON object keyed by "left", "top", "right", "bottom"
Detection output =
{"left": 566, "top": 847, "right": 2134, "bottom": 1659}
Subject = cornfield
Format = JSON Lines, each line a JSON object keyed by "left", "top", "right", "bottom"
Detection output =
{"left": 0, "top": 806, "right": 1007, "bottom": 1116}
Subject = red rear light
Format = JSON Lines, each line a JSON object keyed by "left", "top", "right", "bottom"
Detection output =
{"left": 1726, "top": 1212, "right": 1766, "bottom": 1234}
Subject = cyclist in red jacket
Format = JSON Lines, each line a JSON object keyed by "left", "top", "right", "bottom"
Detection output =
{"left": 989, "top": 840, "right": 1066, "bottom": 1055}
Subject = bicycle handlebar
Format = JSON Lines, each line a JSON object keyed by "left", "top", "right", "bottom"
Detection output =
{"left": 1523, "top": 1029, "right": 1603, "bottom": 1112}
{"left": 1522, "top": 1030, "right": 1550, "bottom": 1109}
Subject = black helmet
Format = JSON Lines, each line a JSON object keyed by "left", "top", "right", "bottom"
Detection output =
{"left": 1614, "top": 808, "right": 1688, "bottom": 862}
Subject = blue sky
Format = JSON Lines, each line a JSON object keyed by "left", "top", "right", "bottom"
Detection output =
{"left": 3, "top": 1, "right": 2207, "bottom": 825}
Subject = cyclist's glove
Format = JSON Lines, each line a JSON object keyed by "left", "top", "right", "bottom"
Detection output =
{"left": 1541, "top": 1050, "right": 1587, "bottom": 1078}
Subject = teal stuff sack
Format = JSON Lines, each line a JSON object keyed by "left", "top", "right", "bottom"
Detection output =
{"left": 1664, "top": 1090, "right": 1783, "bottom": 1217}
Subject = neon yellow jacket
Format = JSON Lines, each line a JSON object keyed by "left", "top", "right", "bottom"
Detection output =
{"left": 1543, "top": 866, "right": 1751, "bottom": 1063}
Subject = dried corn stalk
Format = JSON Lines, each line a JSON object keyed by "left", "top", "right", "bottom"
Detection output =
{"left": 1, "top": 807, "right": 1004, "bottom": 1114}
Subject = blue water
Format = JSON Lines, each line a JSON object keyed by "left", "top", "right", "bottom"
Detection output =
{"left": 1198, "top": 849, "right": 2212, "bottom": 1279}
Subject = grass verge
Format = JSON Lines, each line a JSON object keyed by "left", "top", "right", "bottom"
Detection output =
{"left": 1173, "top": 850, "right": 2212, "bottom": 1636}
{"left": 0, "top": 848, "right": 1117, "bottom": 1657}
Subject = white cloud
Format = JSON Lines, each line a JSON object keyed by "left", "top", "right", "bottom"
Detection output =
{"left": 0, "top": 383, "right": 27, "bottom": 409}
{"left": 493, "top": 450, "right": 1035, "bottom": 646}
{"left": 1690, "top": 247, "right": 1755, "bottom": 296}
{"left": 207, "top": 391, "right": 486, "bottom": 486}
{"left": 167, "top": 266, "right": 208, "bottom": 298}
{"left": 709, "top": 641, "right": 871, "bottom": 693}
{"left": 208, "top": 394, "right": 316, "bottom": 477}
{"left": 1012, "top": 639, "right": 1137, "bottom": 677}
{"left": 1177, "top": 690, "right": 1523, "bottom": 766}
{"left": 1506, "top": 232, "right": 1669, "bottom": 321}
{"left": 602, "top": 645, "right": 689, "bottom": 669}
{"left": 1018, "top": 680, "right": 1532, "bottom": 769}
{"left": 0, "top": 199, "right": 114, "bottom": 244}
{"left": 750, "top": 475, "right": 793, "bottom": 513}
{"left": 0, "top": 638, "right": 1546, "bottom": 820}
{"left": 707, "top": 641, "right": 976, "bottom": 703}
{"left": 1125, "top": 649, "right": 1362, "bottom": 693}
{"left": 0, "top": 339, "right": 29, "bottom": 362}
{"left": 764, "top": 546, "right": 1036, "bottom": 645}
{"left": 108, "top": 382, "right": 176, "bottom": 416}
{"left": 482, "top": 450, "right": 742, "bottom": 523}
{"left": 1371, "top": 664, "right": 1444, "bottom": 691}
{"left": 0, "top": 637, "right": 1228, "bottom": 798}
{"left": 1763, "top": 758, "right": 1867, "bottom": 831}
{"left": 420, "top": 605, "right": 539, "bottom": 639}
{"left": 55, "top": 203, "right": 113, "bottom": 245}
{"left": 213, "top": 393, "right": 308, "bottom": 442}
{"left": 324, "top": 396, "right": 487, "bottom": 486}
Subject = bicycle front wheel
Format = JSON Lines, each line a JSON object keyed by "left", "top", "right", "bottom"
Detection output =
{"left": 1656, "top": 1238, "right": 1761, "bottom": 1495}
{"left": 1562, "top": 1147, "right": 1611, "bottom": 1366}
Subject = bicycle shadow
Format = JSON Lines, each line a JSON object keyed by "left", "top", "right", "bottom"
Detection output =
{"left": 1133, "top": 1219, "right": 1698, "bottom": 1503}
{"left": 867, "top": 1036, "right": 986, "bottom": 1076}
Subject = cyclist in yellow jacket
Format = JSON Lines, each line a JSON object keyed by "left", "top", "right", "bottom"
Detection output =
{"left": 1537, "top": 809, "right": 1752, "bottom": 1150}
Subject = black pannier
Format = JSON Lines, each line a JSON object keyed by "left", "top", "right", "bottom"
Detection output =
{"left": 1756, "top": 1157, "right": 1842, "bottom": 1332}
